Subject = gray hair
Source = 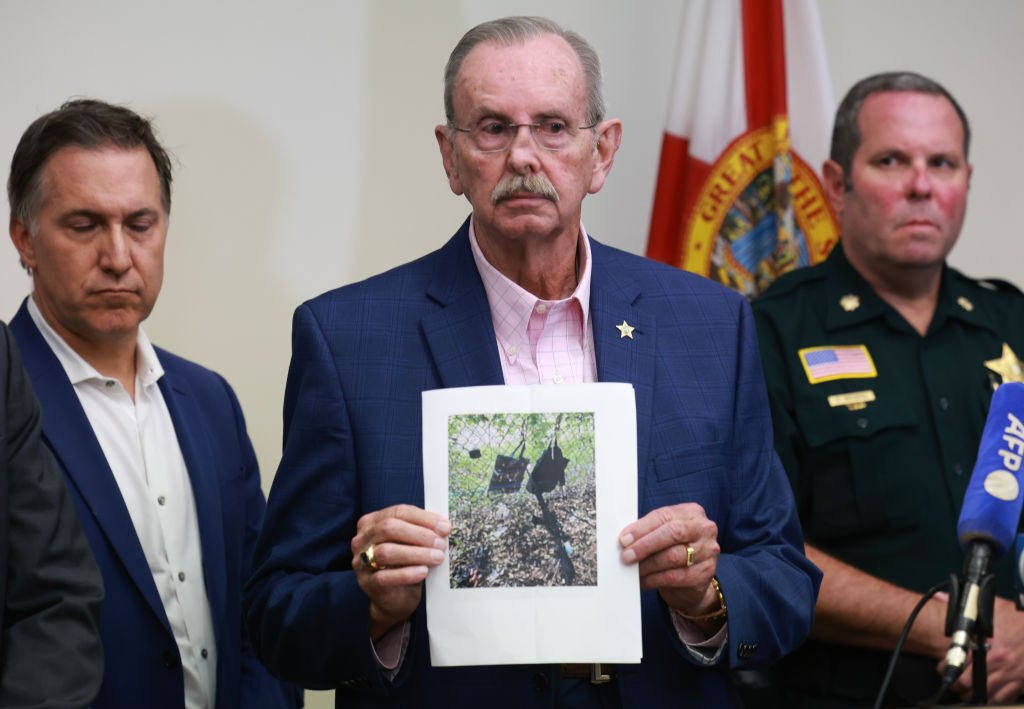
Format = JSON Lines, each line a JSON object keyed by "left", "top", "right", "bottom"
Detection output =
{"left": 443, "top": 16, "right": 606, "bottom": 127}
{"left": 8, "top": 98, "right": 173, "bottom": 234}
{"left": 831, "top": 71, "right": 970, "bottom": 190}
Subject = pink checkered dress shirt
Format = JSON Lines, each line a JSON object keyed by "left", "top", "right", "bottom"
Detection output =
{"left": 468, "top": 219, "right": 597, "bottom": 386}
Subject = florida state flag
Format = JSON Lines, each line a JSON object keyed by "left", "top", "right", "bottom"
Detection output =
{"left": 646, "top": 0, "right": 839, "bottom": 297}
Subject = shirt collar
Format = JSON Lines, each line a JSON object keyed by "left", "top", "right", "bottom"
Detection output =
{"left": 822, "top": 243, "right": 995, "bottom": 336}
{"left": 932, "top": 267, "right": 997, "bottom": 335}
{"left": 27, "top": 295, "right": 164, "bottom": 388}
{"left": 822, "top": 244, "right": 889, "bottom": 332}
{"left": 468, "top": 215, "right": 592, "bottom": 352}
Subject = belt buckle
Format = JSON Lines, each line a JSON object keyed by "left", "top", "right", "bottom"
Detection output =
{"left": 590, "top": 663, "right": 611, "bottom": 684}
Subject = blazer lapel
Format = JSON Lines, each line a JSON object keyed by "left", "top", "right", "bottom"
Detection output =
{"left": 9, "top": 303, "right": 170, "bottom": 629}
{"left": 421, "top": 224, "right": 504, "bottom": 389}
{"left": 588, "top": 240, "right": 656, "bottom": 508}
{"left": 158, "top": 368, "right": 227, "bottom": 637}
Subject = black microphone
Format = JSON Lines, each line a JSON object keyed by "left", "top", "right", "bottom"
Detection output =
{"left": 942, "top": 382, "right": 1024, "bottom": 685}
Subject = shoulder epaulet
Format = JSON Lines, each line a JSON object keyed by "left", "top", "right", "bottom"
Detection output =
{"left": 946, "top": 264, "right": 1024, "bottom": 296}
{"left": 976, "top": 278, "right": 1023, "bottom": 295}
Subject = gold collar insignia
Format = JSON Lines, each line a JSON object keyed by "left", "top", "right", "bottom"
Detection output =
{"left": 839, "top": 294, "right": 860, "bottom": 312}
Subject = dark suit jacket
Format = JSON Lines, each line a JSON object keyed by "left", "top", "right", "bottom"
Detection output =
{"left": 245, "top": 222, "right": 820, "bottom": 708}
{"left": 10, "top": 304, "right": 300, "bottom": 709}
{"left": 0, "top": 321, "right": 103, "bottom": 708}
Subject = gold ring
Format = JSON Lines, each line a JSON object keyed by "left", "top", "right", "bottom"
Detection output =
{"left": 685, "top": 545, "right": 695, "bottom": 567}
{"left": 360, "top": 544, "right": 382, "bottom": 571}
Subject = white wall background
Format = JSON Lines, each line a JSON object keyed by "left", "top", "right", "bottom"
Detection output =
{"left": 1, "top": 2, "right": 1021, "bottom": 706}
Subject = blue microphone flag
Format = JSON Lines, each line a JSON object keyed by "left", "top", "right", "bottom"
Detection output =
{"left": 957, "top": 382, "right": 1024, "bottom": 558}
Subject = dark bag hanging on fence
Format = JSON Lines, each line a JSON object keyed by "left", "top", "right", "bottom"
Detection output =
{"left": 488, "top": 439, "right": 529, "bottom": 493}
{"left": 527, "top": 442, "right": 569, "bottom": 495}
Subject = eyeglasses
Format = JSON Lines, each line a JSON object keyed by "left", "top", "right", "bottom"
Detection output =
{"left": 451, "top": 118, "right": 597, "bottom": 153}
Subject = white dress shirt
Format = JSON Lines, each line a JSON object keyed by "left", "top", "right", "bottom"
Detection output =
{"left": 29, "top": 297, "right": 218, "bottom": 707}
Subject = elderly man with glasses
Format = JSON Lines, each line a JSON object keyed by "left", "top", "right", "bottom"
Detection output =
{"left": 246, "top": 16, "right": 819, "bottom": 708}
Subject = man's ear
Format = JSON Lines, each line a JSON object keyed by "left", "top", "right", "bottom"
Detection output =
{"left": 588, "top": 119, "right": 622, "bottom": 195}
{"left": 435, "top": 125, "right": 464, "bottom": 196}
{"left": 821, "top": 159, "right": 846, "bottom": 217}
{"left": 10, "top": 219, "right": 37, "bottom": 272}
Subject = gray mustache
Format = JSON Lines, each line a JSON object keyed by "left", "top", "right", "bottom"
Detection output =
{"left": 491, "top": 174, "right": 560, "bottom": 204}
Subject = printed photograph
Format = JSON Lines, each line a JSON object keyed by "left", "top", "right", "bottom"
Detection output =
{"left": 447, "top": 412, "right": 597, "bottom": 588}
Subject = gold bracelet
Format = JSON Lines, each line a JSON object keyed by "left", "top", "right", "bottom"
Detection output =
{"left": 673, "top": 576, "right": 727, "bottom": 621}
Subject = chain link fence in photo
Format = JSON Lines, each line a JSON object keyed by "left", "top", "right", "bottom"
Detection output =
{"left": 447, "top": 412, "right": 597, "bottom": 588}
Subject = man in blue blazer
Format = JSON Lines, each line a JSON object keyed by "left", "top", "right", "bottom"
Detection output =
{"left": 7, "top": 100, "right": 299, "bottom": 708}
{"left": 246, "top": 16, "right": 819, "bottom": 708}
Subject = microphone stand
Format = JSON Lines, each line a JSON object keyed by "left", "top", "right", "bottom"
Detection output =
{"left": 968, "top": 581, "right": 993, "bottom": 707}
{"left": 942, "top": 541, "right": 997, "bottom": 705}
{"left": 972, "top": 643, "right": 987, "bottom": 706}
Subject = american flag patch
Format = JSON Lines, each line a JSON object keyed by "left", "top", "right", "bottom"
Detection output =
{"left": 799, "top": 345, "right": 877, "bottom": 384}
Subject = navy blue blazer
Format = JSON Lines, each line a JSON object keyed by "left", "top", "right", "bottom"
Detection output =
{"left": 245, "top": 221, "right": 820, "bottom": 708}
{"left": 10, "top": 303, "right": 300, "bottom": 709}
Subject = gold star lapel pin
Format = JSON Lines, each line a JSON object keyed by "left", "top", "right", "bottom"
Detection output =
{"left": 616, "top": 320, "right": 635, "bottom": 339}
{"left": 985, "top": 342, "right": 1024, "bottom": 384}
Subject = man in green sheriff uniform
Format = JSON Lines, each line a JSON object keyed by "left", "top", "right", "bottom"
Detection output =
{"left": 752, "top": 72, "right": 1024, "bottom": 708}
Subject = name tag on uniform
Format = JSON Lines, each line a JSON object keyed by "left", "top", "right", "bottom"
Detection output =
{"left": 828, "top": 390, "right": 876, "bottom": 411}
{"left": 799, "top": 345, "right": 877, "bottom": 384}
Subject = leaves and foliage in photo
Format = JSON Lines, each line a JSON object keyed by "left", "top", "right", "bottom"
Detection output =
{"left": 447, "top": 411, "right": 597, "bottom": 588}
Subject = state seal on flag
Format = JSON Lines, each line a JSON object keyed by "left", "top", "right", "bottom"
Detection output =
{"left": 681, "top": 118, "right": 838, "bottom": 297}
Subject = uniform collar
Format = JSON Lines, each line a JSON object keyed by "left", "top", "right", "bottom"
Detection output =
{"left": 932, "top": 267, "right": 997, "bottom": 335}
{"left": 822, "top": 244, "right": 890, "bottom": 332}
{"left": 823, "top": 244, "right": 995, "bottom": 336}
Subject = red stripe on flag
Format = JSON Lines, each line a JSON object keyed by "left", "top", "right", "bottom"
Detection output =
{"left": 646, "top": 134, "right": 713, "bottom": 266}
{"left": 647, "top": 134, "right": 688, "bottom": 264}
{"left": 742, "top": 0, "right": 787, "bottom": 128}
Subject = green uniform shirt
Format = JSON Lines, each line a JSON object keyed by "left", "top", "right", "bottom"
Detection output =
{"left": 753, "top": 244, "right": 1024, "bottom": 599}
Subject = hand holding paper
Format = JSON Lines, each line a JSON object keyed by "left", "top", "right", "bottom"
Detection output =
{"left": 619, "top": 502, "right": 723, "bottom": 623}
{"left": 351, "top": 504, "right": 451, "bottom": 640}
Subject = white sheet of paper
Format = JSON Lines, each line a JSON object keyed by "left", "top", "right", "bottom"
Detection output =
{"left": 423, "top": 383, "right": 641, "bottom": 666}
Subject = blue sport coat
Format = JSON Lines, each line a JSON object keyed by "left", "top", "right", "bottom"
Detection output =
{"left": 11, "top": 302, "right": 300, "bottom": 709}
{"left": 245, "top": 221, "right": 820, "bottom": 708}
